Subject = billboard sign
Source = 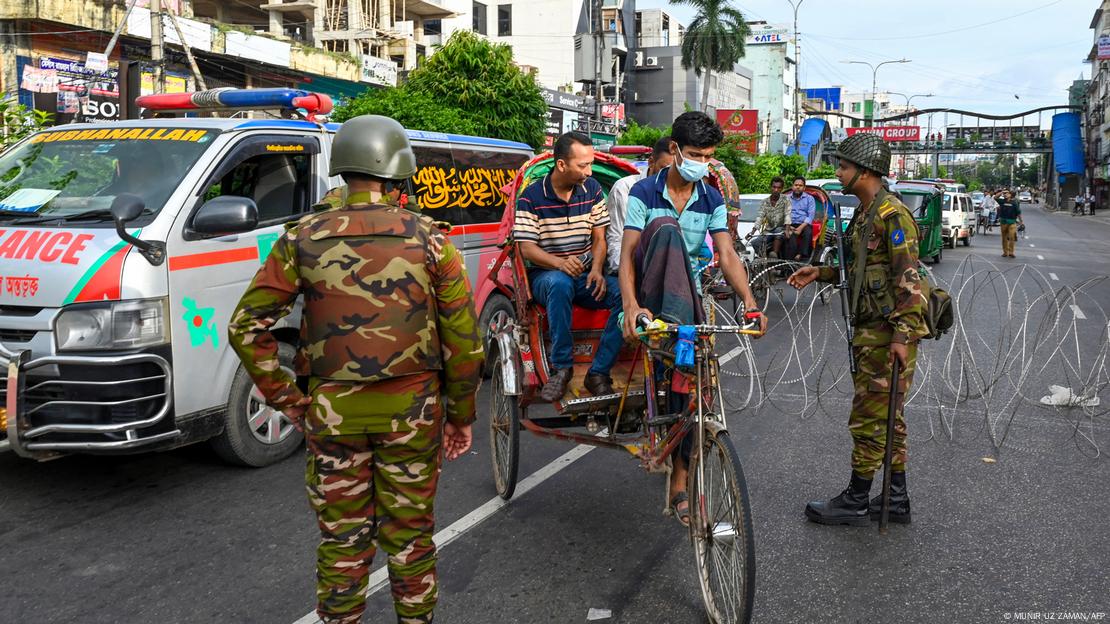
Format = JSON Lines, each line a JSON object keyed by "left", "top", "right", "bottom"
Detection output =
{"left": 746, "top": 23, "right": 790, "bottom": 45}
{"left": 1099, "top": 34, "right": 1110, "bottom": 60}
{"left": 716, "top": 109, "right": 759, "bottom": 153}
{"left": 845, "top": 126, "right": 920, "bottom": 142}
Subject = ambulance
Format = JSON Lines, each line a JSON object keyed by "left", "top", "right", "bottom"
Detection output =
{"left": 0, "top": 89, "right": 532, "bottom": 465}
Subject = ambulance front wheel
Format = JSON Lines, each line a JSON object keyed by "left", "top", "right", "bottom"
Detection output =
{"left": 213, "top": 342, "right": 304, "bottom": 467}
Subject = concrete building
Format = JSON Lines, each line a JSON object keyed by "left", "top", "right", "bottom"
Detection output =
{"left": 627, "top": 45, "right": 752, "bottom": 128}
{"left": 635, "top": 8, "right": 684, "bottom": 47}
{"left": 1085, "top": 1, "right": 1110, "bottom": 208}
{"left": 744, "top": 22, "right": 795, "bottom": 153}
{"left": 0, "top": 1, "right": 391, "bottom": 126}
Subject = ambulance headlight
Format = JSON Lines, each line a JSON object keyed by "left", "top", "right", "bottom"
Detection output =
{"left": 56, "top": 298, "right": 169, "bottom": 351}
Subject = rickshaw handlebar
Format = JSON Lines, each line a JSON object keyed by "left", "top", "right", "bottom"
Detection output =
{"left": 635, "top": 314, "right": 764, "bottom": 337}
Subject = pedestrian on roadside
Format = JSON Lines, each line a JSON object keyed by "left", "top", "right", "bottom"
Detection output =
{"left": 997, "top": 189, "right": 1023, "bottom": 257}
{"left": 786, "top": 132, "right": 928, "bottom": 527}
{"left": 228, "top": 115, "right": 483, "bottom": 624}
{"left": 1074, "top": 192, "right": 1086, "bottom": 216}
{"left": 1088, "top": 191, "right": 1097, "bottom": 216}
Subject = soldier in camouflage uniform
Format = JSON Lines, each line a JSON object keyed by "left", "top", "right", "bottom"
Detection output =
{"left": 228, "top": 115, "right": 483, "bottom": 623}
{"left": 787, "top": 132, "right": 928, "bottom": 526}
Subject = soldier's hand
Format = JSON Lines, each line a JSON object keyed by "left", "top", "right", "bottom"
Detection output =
{"left": 443, "top": 421, "right": 473, "bottom": 461}
{"left": 282, "top": 396, "right": 312, "bottom": 432}
{"left": 559, "top": 256, "right": 585, "bottom": 277}
{"left": 890, "top": 342, "right": 909, "bottom": 369}
{"left": 586, "top": 268, "right": 606, "bottom": 300}
{"left": 787, "top": 266, "right": 819, "bottom": 289}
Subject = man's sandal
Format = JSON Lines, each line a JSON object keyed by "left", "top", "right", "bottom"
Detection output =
{"left": 669, "top": 491, "right": 691, "bottom": 527}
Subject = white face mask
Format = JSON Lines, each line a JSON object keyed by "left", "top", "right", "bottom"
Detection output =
{"left": 674, "top": 149, "right": 709, "bottom": 183}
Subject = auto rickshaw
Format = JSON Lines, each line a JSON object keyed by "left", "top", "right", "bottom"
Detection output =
{"left": 892, "top": 180, "right": 945, "bottom": 264}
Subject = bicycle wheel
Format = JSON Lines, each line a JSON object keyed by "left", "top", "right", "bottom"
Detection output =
{"left": 688, "top": 428, "right": 756, "bottom": 624}
{"left": 489, "top": 357, "right": 520, "bottom": 500}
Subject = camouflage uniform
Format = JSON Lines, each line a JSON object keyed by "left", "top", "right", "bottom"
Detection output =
{"left": 228, "top": 191, "right": 482, "bottom": 624}
{"left": 817, "top": 192, "right": 928, "bottom": 478}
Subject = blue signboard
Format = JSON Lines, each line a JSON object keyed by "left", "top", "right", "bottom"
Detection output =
{"left": 805, "top": 87, "right": 842, "bottom": 111}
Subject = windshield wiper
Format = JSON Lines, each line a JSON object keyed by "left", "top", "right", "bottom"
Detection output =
{"left": 12, "top": 208, "right": 151, "bottom": 225}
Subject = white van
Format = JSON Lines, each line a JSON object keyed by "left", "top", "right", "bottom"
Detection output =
{"left": 0, "top": 89, "right": 531, "bottom": 465}
{"left": 942, "top": 191, "right": 974, "bottom": 248}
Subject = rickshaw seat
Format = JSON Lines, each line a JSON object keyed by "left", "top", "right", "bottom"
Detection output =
{"left": 533, "top": 304, "right": 611, "bottom": 331}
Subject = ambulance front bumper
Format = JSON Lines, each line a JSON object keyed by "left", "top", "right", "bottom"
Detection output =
{"left": 1, "top": 344, "right": 177, "bottom": 460}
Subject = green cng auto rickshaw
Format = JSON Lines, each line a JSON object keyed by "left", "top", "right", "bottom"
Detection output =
{"left": 892, "top": 180, "right": 944, "bottom": 264}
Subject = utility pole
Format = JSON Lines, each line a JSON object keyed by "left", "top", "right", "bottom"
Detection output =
{"left": 842, "top": 58, "right": 910, "bottom": 126}
{"left": 593, "top": 0, "right": 603, "bottom": 136}
{"left": 787, "top": 0, "right": 804, "bottom": 152}
{"left": 151, "top": 0, "right": 166, "bottom": 94}
{"left": 166, "top": 10, "right": 208, "bottom": 91}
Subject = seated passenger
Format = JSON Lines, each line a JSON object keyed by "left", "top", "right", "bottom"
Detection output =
{"left": 783, "top": 175, "right": 816, "bottom": 261}
{"left": 513, "top": 131, "right": 624, "bottom": 402}
{"left": 751, "top": 176, "right": 790, "bottom": 257}
{"left": 605, "top": 136, "right": 674, "bottom": 273}
{"left": 618, "top": 112, "right": 767, "bottom": 526}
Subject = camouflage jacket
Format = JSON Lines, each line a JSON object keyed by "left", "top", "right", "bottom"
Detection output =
{"left": 818, "top": 192, "right": 928, "bottom": 346}
{"left": 228, "top": 191, "right": 483, "bottom": 426}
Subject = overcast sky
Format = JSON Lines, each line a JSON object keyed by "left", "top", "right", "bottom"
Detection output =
{"left": 637, "top": 0, "right": 1093, "bottom": 123}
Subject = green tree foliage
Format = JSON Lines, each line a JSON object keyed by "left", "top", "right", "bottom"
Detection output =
{"left": 333, "top": 30, "right": 547, "bottom": 148}
{"left": 809, "top": 162, "right": 836, "bottom": 179}
{"left": 713, "top": 134, "right": 807, "bottom": 193}
{"left": 673, "top": 0, "right": 751, "bottom": 112}
{"left": 332, "top": 88, "right": 481, "bottom": 136}
{"left": 618, "top": 120, "right": 671, "bottom": 147}
{"left": 1, "top": 100, "right": 52, "bottom": 151}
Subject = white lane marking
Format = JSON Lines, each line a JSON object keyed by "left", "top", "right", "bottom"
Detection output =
{"left": 1037, "top": 255, "right": 1045, "bottom": 260}
{"left": 720, "top": 344, "right": 746, "bottom": 365}
{"left": 1029, "top": 243, "right": 1035, "bottom": 248}
{"left": 1049, "top": 273, "right": 1059, "bottom": 281}
{"left": 1071, "top": 304, "right": 1087, "bottom": 320}
{"left": 292, "top": 444, "right": 596, "bottom": 624}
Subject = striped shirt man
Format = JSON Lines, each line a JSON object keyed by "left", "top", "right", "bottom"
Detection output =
{"left": 513, "top": 174, "right": 609, "bottom": 257}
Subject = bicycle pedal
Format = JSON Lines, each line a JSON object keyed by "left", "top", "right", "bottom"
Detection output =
{"left": 646, "top": 412, "right": 682, "bottom": 427}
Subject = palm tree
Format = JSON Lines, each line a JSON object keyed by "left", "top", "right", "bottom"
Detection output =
{"left": 671, "top": 0, "right": 751, "bottom": 113}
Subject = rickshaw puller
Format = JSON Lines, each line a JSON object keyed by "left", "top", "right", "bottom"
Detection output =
{"left": 618, "top": 112, "right": 767, "bottom": 525}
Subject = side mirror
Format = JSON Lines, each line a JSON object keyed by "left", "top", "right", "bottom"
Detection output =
{"left": 110, "top": 193, "right": 165, "bottom": 266}
{"left": 193, "top": 196, "right": 259, "bottom": 236}
{"left": 111, "top": 193, "right": 146, "bottom": 225}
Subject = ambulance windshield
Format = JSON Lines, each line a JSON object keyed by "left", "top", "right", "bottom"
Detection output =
{"left": 0, "top": 127, "right": 219, "bottom": 227}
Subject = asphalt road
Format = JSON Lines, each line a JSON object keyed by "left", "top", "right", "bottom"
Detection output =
{"left": 1, "top": 202, "right": 1107, "bottom": 624}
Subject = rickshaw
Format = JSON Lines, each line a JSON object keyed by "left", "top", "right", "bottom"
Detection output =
{"left": 741, "top": 184, "right": 831, "bottom": 311}
{"left": 485, "top": 152, "right": 761, "bottom": 624}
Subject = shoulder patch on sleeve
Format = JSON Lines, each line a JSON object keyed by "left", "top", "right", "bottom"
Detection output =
{"left": 891, "top": 228, "right": 906, "bottom": 246}
{"left": 878, "top": 200, "right": 899, "bottom": 220}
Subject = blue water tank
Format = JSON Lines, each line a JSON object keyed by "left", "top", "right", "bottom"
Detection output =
{"left": 1051, "top": 112, "right": 1084, "bottom": 176}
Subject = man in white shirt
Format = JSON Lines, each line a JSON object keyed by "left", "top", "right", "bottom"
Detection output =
{"left": 606, "top": 136, "right": 674, "bottom": 272}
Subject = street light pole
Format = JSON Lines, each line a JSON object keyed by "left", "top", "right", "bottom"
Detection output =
{"left": 786, "top": 0, "right": 804, "bottom": 152}
{"left": 842, "top": 58, "right": 910, "bottom": 126}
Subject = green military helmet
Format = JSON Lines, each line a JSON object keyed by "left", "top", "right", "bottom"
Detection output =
{"left": 328, "top": 114, "right": 418, "bottom": 180}
{"left": 834, "top": 132, "right": 891, "bottom": 176}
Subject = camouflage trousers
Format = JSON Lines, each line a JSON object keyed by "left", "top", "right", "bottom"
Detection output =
{"left": 849, "top": 343, "right": 918, "bottom": 478}
{"left": 304, "top": 401, "right": 443, "bottom": 624}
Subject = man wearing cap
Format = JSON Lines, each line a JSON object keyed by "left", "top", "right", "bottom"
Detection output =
{"left": 787, "top": 132, "right": 928, "bottom": 527}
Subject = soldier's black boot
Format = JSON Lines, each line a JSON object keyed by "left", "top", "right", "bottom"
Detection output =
{"left": 869, "top": 471, "right": 911, "bottom": 524}
{"left": 804, "top": 473, "right": 872, "bottom": 527}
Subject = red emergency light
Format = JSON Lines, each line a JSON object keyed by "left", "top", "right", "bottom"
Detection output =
{"left": 135, "top": 88, "right": 334, "bottom": 121}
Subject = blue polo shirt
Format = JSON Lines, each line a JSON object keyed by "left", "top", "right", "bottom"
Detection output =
{"left": 623, "top": 167, "right": 728, "bottom": 257}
